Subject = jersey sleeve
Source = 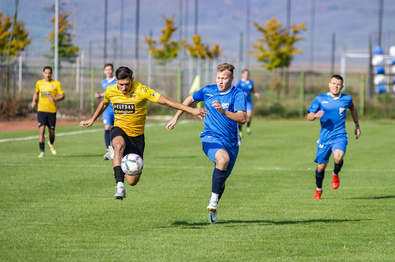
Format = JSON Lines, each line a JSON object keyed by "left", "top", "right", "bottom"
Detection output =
{"left": 307, "top": 96, "right": 320, "bottom": 113}
{"left": 192, "top": 87, "right": 205, "bottom": 102}
{"left": 56, "top": 81, "right": 64, "bottom": 95}
{"left": 104, "top": 88, "right": 110, "bottom": 104}
{"left": 235, "top": 80, "right": 242, "bottom": 89}
{"left": 140, "top": 85, "right": 161, "bottom": 103}
{"left": 35, "top": 81, "right": 40, "bottom": 93}
{"left": 234, "top": 89, "right": 247, "bottom": 112}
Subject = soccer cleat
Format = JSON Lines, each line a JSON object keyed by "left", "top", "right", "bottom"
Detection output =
{"left": 313, "top": 189, "right": 322, "bottom": 200}
{"left": 38, "top": 152, "right": 45, "bottom": 158}
{"left": 207, "top": 199, "right": 218, "bottom": 213}
{"left": 47, "top": 141, "right": 56, "bottom": 155}
{"left": 103, "top": 146, "right": 114, "bottom": 160}
{"left": 246, "top": 127, "right": 251, "bottom": 135}
{"left": 332, "top": 172, "right": 340, "bottom": 190}
{"left": 209, "top": 210, "right": 217, "bottom": 224}
{"left": 114, "top": 186, "right": 126, "bottom": 200}
{"left": 103, "top": 151, "right": 111, "bottom": 160}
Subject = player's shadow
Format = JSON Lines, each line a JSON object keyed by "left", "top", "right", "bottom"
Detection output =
{"left": 349, "top": 195, "right": 395, "bottom": 200}
{"left": 171, "top": 218, "right": 370, "bottom": 228}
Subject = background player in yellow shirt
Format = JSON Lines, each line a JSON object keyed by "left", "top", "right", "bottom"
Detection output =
{"left": 80, "top": 66, "right": 208, "bottom": 200}
{"left": 31, "top": 66, "right": 65, "bottom": 158}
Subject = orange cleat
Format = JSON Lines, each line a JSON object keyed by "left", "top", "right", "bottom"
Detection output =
{"left": 332, "top": 172, "right": 340, "bottom": 190}
{"left": 313, "top": 189, "right": 322, "bottom": 200}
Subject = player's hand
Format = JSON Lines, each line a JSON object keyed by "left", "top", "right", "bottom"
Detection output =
{"left": 95, "top": 92, "right": 100, "bottom": 99}
{"left": 212, "top": 101, "right": 225, "bottom": 115}
{"left": 31, "top": 101, "right": 36, "bottom": 109}
{"left": 315, "top": 110, "right": 324, "bottom": 119}
{"left": 48, "top": 96, "right": 55, "bottom": 102}
{"left": 191, "top": 108, "right": 208, "bottom": 120}
{"left": 255, "top": 92, "right": 261, "bottom": 99}
{"left": 80, "top": 119, "right": 94, "bottom": 128}
{"left": 355, "top": 126, "right": 361, "bottom": 140}
{"left": 166, "top": 118, "right": 178, "bottom": 131}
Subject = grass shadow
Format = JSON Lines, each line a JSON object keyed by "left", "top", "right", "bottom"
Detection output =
{"left": 349, "top": 195, "right": 395, "bottom": 200}
{"left": 171, "top": 218, "right": 371, "bottom": 228}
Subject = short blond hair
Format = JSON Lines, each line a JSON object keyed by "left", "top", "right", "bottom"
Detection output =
{"left": 217, "top": 63, "right": 235, "bottom": 76}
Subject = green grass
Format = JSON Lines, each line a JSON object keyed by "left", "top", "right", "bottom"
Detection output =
{"left": 0, "top": 119, "right": 394, "bottom": 261}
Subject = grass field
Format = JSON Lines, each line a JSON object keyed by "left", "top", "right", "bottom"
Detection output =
{"left": 0, "top": 119, "right": 394, "bottom": 261}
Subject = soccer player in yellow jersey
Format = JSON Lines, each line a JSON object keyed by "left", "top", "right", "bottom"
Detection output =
{"left": 80, "top": 66, "right": 208, "bottom": 200}
{"left": 31, "top": 66, "right": 65, "bottom": 158}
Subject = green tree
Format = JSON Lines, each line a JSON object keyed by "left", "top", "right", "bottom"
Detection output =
{"left": 45, "top": 3, "right": 79, "bottom": 61}
{"left": 144, "top": 14, "right": 184, "bottom": 66}
{"left": 249, "top": 17, "right": 306, "bottom": 71}
{"left": 0, "top": 12, "right": 32, "bottom": 60}
{"left": 184, "top": 34, "right": 222, "bottom": 59}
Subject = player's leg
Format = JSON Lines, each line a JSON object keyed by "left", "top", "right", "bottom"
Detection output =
{"left": 111, "top": 127, "right": 128, "bottom": 199}
{"left": 102, "top": 109, "right": 114, "bottom": 160}
{"left": 331, "top": 141, "right": 347, "bottom": 190}
{"left": 47, "top": 113, "right": 57, "bottom": 155}
{"left": 123, "top": 134, "right": 145, "bottom": 186}
{"left": 313, "top": 143, "right": 331, "bottom": 199}
{"left": 37, "top": 112, "right": 47, "bottom": 157}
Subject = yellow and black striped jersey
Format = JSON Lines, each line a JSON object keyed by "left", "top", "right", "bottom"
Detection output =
{"left": 104, "top": 81, "right": 161, "bottom": 137}
{"left": 35, "top": 79, "right": 64, "bottom": 113}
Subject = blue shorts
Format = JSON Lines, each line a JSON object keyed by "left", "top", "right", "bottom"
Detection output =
{"left": 201, "top": 135, "right": 239, "bottom": 178}
{"left": 246, "top": 100, "right": 253, "bottom": 111}
{"left": 103, "top": 106, "right": 114, "bottom": 126}
{"left": 314, "top": 138, "right": 348, "bottom": 164}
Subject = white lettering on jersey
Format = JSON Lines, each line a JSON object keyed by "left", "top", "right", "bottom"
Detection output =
{"left": 339, "top": 107, "right": 346, "bottom": 115}
{"left": 222, "top": 103, "right": 229, "bottom": 110}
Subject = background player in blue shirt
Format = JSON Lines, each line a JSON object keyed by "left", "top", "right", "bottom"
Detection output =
{"left": 95, "top": 63, "right": 116, "bottom": 160}
{"left": 236, "top": 69, "right": 260, "bottom": 136}
{"left": 166, "top": 63, "right": 247, "bottom": 223}
{"left": 307, "top": 75, "right": 361, "bottom": 200}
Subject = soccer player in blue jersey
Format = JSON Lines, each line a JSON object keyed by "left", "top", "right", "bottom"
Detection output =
{"left": 307, "top": 75, "right": 361, "bottom": 200}
{"left": 95, "top": 63, "right": 117, "bottom": 160}
{"left": 236, "top": 69, "right": 260, "bottom": 136}
{"left": 166, "top": 63, "right": 247, "bottom": 223}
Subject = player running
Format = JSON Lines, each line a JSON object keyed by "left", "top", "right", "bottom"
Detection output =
{"left": 236, "top": 69, "right": 260, "bottom": 136}
{"left": 80, "top": 66, "right": 208, "bottom": 200}
{"left": 31, "top": 66, "right": 65, "bottom": 158}
{"left": 307, "top": 74, "right": 361, "bottom": 200}
{"left": 166, "top": 63, "right": 246, "bottom": 223}
{"left": 95, "top": 63, "right": 116, "bottom": 160}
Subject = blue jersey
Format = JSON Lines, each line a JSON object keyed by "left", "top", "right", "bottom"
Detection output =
{"left": 307, "top": 93, "right": 354, "bottom": 145}
{"left": 236, "top": 79, "right": 254, "bottom": 102}
{"left": 101, "top": 77, "right": 116, "bottom": 110}
{"left": 193, "top": 85, "right": 246, "bottom": 147}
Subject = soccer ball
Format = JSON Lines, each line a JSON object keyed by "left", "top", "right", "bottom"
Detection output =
{"left": 121, "top": 153, "right": 143, "bottom": 176}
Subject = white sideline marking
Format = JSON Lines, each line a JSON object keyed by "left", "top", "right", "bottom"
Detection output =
{"left": 0, "top": 120, "right": 194, "bottom": 143}
{"left": 1, "top": 163, "right": 394, "bottom": 172}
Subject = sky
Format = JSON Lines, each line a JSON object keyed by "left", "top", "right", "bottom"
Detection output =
{"left": 1, "top": 0, "right": 395, "bottom": 70}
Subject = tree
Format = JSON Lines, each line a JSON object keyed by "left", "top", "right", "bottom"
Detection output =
{"left": 249, "top": 17, "right": 306, "bottom": 71}
{"left": 144, "top": 14, "right": 184, "bottom": 66}
{"left": 0, "top": 13, "right": 32, "bottom": 60}
{"left": 184, "top": 34, "right": 222, "bottom": 59}
{"left": 45, "top": 3, "right": 79, "bottom": 61}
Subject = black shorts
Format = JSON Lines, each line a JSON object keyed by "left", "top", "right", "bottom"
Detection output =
{"left": 110, "top": 126, "right": 145, "bottom": 159}
{"left": 37, "top": 111, "right": 57, "bottom": 129}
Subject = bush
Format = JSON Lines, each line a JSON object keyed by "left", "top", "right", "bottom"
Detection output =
{"left": 0, "top": 96, "right": 30, "bottom": 120}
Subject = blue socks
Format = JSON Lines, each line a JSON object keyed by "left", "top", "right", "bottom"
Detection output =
{"left": 212, "top": 168, "right": 226, "bottom": 194}
{"left": 334, "top": 161, "right": 343, "bottom": 175}
{"left": 105, "top": 130, "right": 111, "bottom": 148}
{"left": 315, "top": 169, "right": 325, "bottom": 188}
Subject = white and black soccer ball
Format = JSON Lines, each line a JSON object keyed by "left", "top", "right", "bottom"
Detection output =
{"left": 121, "top": 153, "right": 143, "bottom": 176}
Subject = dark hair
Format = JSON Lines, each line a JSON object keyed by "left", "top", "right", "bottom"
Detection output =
{"left": 217, "top": 63, "right": 235, "bottom": 76}
{"left": 242, "top": 69, "right": 249, "bottom": 74}
{"left": 104, "top": 63, "right": 114, "bottom": 70}
{"left": 331, "top": 74, "right": 343, "bottom": 84}
{"left": 115, "top": 66, "right": 133, "bottom": 80}
{"left": 43, "top": 66, "right": 52, "bottom": 73}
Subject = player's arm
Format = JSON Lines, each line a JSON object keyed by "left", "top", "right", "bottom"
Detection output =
{"left": 165, "top": 95, "right": 196, "bottom": 130}
{"left": 251, "top": 85, "right": 261, "bottom": 99}
{"left": 212, "top": 100, "right": 246, "bottom": 125}
{"left": 49, "top": 93, "right": 65, "bottom": 102}
{"left": 349, "top": 104, "right": 361, "bottom": 139}
{"left": 31, "top": 92, "right": 39, "bottom": 108}
{"left": 95, "top": 92, "right": 105, "bottom": 98}
{"left": 158, "top": 95, "right": 207, "bottom": 119}
{"left": 80, "top": 100, "right": 109, "bottom": 128}
{"left": 307, "top": 110, "right": 324, "bottom": 121}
